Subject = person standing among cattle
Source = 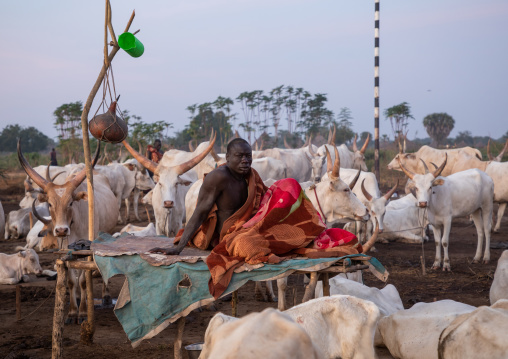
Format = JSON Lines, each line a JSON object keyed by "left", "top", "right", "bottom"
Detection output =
{"left": 146, "top": 139, "right": 164, "bottom": 178}
{"left": 50, "top": 148, "right": 58, "bottom": 166}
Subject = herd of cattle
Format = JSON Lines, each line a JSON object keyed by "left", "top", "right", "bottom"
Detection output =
{"left": 0, "top": 132, "right": 507, "bottom": 358}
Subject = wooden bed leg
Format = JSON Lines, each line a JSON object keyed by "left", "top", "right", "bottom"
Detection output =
{"left": 174, "top": 317, "right": 186, "bottom": 359}
{"left": 81, "top": 256, "right": 95, "bottom": 344}
{"left": 322, "top": 273, "right": 330, "bottom": 297}
{"left": 302, "top": 272, "right": 319, "bottom": 303}
{"left": 52, "top": 259, "right": 68, "bottom": 359}
{"left": 231, "top": 290, "right": 239, "bottom": 317}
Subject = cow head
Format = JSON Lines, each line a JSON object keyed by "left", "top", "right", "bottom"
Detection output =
{"left": 18, "top": 249, "right": 43, "bottom": 276}
{"left": 122, "top": 159, "right": 155, "bottom": 191}
{"left": 31, "top": 201, "right": 58, "bottom": 250}
{"left": 398, "top": 154, "right": 447, "bottom": 208}
{"left": 18, "top": 139, "right": 100, "bottom": 239}
{"left": 122, "top": 131, "right": 217, "bottom": 236}
{"left": 351, "top": 133, "right": 369, "bottom": 171}
{"left": 360, "top": 179, "right": 398, "bottom": 233}
{"left": 305, "top": 142, "right": 326, "bottom": 183}
{"left": 318, "top": 146, "right": 369, "bottom": 223}
{"left": 387, "top": 152, "right": 419, "bottom": 172}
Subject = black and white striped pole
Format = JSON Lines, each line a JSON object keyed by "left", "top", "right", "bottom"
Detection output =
{"left": 374, "top": 0, "right": 380, "bottom": 182}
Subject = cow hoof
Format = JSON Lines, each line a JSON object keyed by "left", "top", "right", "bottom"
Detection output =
{"left": 102, "top": 295, "right": 113, "bottom": 307}
{"left": 77, "top": 316, "right": 87, "bottom": 324}
{"left": 369, "top": 246, "right": 378, "bottom": 252}
{"left": 443, "top": 267, "right": 451, "bottom": 272}
{"left": 269, "top": 296, "right": 278, "bottom": 303}
{"left": 483, "top": 260, "right": 490, "bottom": 264}
{"left": 65, "top": 316, "right": 77, "bottom": 325}
{"left": 472, "top": 259, "right": 480, "bottom": 264}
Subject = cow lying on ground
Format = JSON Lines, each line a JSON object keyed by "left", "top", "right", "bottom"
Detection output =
{"left": 490, "top": 250, "right": 508, "bottom": 305}
{"left": 4, "top": 204, "right": 49, "bottom": 240}
{"left": 0, "top": 249, "right": 43, "bottom": 284}
{"left": 112, "top": 223, "right": 156, "bottom": 238}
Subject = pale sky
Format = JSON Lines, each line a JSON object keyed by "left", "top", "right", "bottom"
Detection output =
{"left": 1, "top": 0, "right": 507, "bottom": 142}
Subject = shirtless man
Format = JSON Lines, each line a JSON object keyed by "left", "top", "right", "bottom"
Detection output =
{"left": 149, "top": 138, "right": 253, "bottom": 255}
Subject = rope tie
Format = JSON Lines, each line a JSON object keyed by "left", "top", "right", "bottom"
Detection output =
{"left": 310, "top": 184, "right": 326, "bottom": 225}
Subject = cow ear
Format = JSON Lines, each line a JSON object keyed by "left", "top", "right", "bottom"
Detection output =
{"left": 406, "top": 154, "right": 416, "bottom": 160}
{"left": 432, "top": 179, "right": 445, "bottom": 187}
{"left": 18, "top": 251, "right": 26, "bottom": 258}
{"left": 181, "top": 180, "right": 192, "bottom": 186}
{"left": 37, "top": 193, "right": 48, "bottom": 202}
{"left": 38, "top": 229, "right": 49, "bottom": 237}
{"left": 74, "top": 191, "right": 88, "bottom": 201}
{"left": 124, "top": 163, "right": 136, "bottom": 171}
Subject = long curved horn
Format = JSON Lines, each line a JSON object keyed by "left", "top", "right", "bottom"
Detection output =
{"left": 301, "top": 135, "right": 309, "bottom": 148}
{"left": 51, "top": 171, "right": 65, "bottom": 183}
{"left": 420, "top": 159, "right": 430, "bottom": 174}
{"left": 430, "top": 162, "right": 438, "bottom": 170}
{"left": 487, "top": 139, "right": 494, "bottom": 160}
{"left": 349, "top": 169, "right": 361, "bottom": 190}
{"left": 18, "top": 139, "right": 49, "bottom": 192}
{"left": 174, "top": 130, "right": 217, "bottom": 175}
{"left": 45, "top": 164, "right": 52, "bottom": 182}
{"left": 330, "top": 146, "right": 340, "bottom": 179}
{"left": 325, "top": 146, "right": 333, "bottom": 173}
{"left": 70, "top": 141, "right": 101, "bottom": 188}
{"left": 362, "top": 219, "right": 379, "bottom": 253}
{"left": 284, "top": 135, "right": 291, "bottom": 149}
{"left": 383, "top": 179, "right": 399, "bottom": 200}
{"left": 122, "top": 140, "right": 158, "bottom": 174}
{"left": 403, "top": 136, "right": 407, "bottom": 153}
{"left": 361, "top": 178, "right": 373, "bottom": 201}
{"left": 308, "top": 141, "right": 317, "bottom": 157}
{"left": 330, "top": 125, "right": 336, "bottom": 145}
{"left": 234, "top": 130, "right": 240, "bottom": 138}
{"left": 327, "top": 127, "right": 332, "bottom": 144}
{"left": 210, "top": 147, "right": 221, "bottom": 162}
{"left": 496, "top": 139, "right": 508, "bottom": 161}
{"left": 397, "top": 157, "right": 415, "bottom": 180}
{"left": 259, "top": 139, "right": 264, "bottom": 151}
{"left": 135, "top": 139, "right": 143, "bottom": 154}
{"left": 360, "top": 133, "right": 370, "bottom": 154}
{"left": 24, "top": 178, "right": 34, "bottom": 192}
{"left": 352, "top": 134, "right": 358, "bottom": 152}
{"left": 32, "top": 200, "right": 51, "bottom": 225}
{"left": 188, "top": 139, "right": 195, "bottom": 152}
{"left": 432, "top": 153, "right": 447, "bottom": 178}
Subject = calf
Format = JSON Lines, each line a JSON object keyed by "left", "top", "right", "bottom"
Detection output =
{"left": 5, "top": 205, "right": 49, "bottom": 240}
{"left": 0, "top": 249, "right": 43, "bottom": 284}
{"left": 399, "top": 155, "right": 494, "bottom": 270}
{"left": 490, "top": 250, "right": 508, "bottom": 305}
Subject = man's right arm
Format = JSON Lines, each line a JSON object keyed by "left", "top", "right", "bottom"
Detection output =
{"left": 149, "top": 169, "right": 226, "bottom": 255}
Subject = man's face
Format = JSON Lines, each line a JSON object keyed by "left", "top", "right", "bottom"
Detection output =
{"left": 226, "top": 143, "right": 252, "bottom": 176}
{"left": 154, "top": 141, "right": 161, "bottom": 151}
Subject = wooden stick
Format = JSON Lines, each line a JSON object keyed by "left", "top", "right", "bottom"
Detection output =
{"left": 132, "top": 29, "right": 140, "bottom": 35}
{"left": 231, "top": 290, "right": 238, "bottom": 317}
{"left": 16, "top": 285, "right": 21, "bottom": 321}
{"left": 322, "top": 273, "right": 330, "bottom": 297}
{"left": 124, "top": 9, "right": 136, "bottom": 33}
{"left": 106, "top": 0, "right": 117, "bottom": 45}
{"left": 66, "top": 261, "right": 98, "bottom": 271}
{"left": 174, "top": 317, "right": 185, "bottom": 359}
{"left": 80, "top": 256, "right": 95, "bottom": 344}
{"left": 52, "top": 259, "right": 68, "bottom": 359}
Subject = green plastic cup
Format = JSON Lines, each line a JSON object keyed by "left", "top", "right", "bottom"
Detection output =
{"left": 118, "top": 32, "right": 144, "bottom": 58}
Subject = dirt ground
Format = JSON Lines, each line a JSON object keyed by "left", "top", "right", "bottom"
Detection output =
{"left": 0, "top": 170, "right": 506, "bottom": 359}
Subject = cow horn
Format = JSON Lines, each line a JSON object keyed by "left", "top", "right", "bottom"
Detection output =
{"left": 284, "top": 135, "right": 291, "bottom": 149}
{"left": 175, "top": 129, "right": 217, "bottom": 175}
{"left": 189, "top": 139, "right": 195, "bottom": 152}
{"left": 18, "top": 139, "right": 49, "bottom": 192}
{"left": 397, "top": 157, "right": 415, "bottom": 180}
{"left": 259, "top": 139, "right": 264, "bottom": 151}
{"left": 432, "top": 153, "right": 447, "bottom": 178}
{"left": 383, "top": 179, "right": 399, "bottom": 201}
{"left": 51, "top": 171, "right": 65, "bottom": 183}
{"left": 325, "top": 147, "right": 333, "bottom": 173}
{"left": 330, "top": 125, "right": 336, "bottom": 145}
{"left": 135, "top": 139, "right": 143, "bottom": 154}
{"left": 361, "top": 219, "right": 379, "bottom": 253}
{"left": 122, "top": 139, "right": 158, "bottom": 174}
{"left": 487, "top": 139, "right": 494, "bottom": 160}
{"left": 327, "top": 127, "right": 332, "bottom": 145}
{"left": 398, "top": 140, "right": 403, "bottom": 154}
{"left": 353, "top": 133, "right": 358, "bottom": 152}
{"left": 210, "top": 147, "right": 221, "bottom": 162}
{"left": 430, "top": 162, "right": 438, "bottom": 170}
{"left": 360, "top": 133, "right": 370, "bottom": 154}
{"left": 420, "top": 159, "right": 430, "bottom": 174}
{"left": 70, "top": 141, "right": 101, "bottom": 188}
{"left": 308, "top": 141, "right": 317, "bottom": 157}
{"left": 496, "top": 139, "right": 508, "bottom": 161}
{"left": 403, "top": 137, "right": 407, "bottom": 154}
{"left": 361, "top": 178, "right": 373, "bottom": 201}
{"left": 301, "top": 135, "right": 309, "bottom": 148}
{"left": 330, "top": 146, "right": 341, "bottom": 179}
{"left": 349, "top": 169, "right": 361, "bottom": 190}
{"left": 32, "top": 200, "right": 51, "bottom": 225}
{"left": 24, "top": 178, "right": 34, "bottom": 192}
{"left": 234, "top": 130, "right": 240, "bottom": 138}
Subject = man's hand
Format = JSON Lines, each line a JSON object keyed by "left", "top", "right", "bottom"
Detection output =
{"left": 148, "top": 246, "right": 183, "bottom": 255}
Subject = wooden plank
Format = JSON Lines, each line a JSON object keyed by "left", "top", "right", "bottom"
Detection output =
{"left": 66, "top": 261, "right": 98, "bottom": 271}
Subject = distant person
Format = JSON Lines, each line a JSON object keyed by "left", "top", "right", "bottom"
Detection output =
{"left": 50, "top": 148, "right": 58, "bottom": 166}
{"left": 146, "top": 139, "right": 164, "bottom": 178}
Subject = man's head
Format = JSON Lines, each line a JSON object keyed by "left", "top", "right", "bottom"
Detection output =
{"left": 154, "top": 139, "right": 162, "bottom": 151}
{"left": 52, "top": 148, "right": 55, "bottom": 152}
{"left": 226, "top": 138, "right": 252, "bottom": 176}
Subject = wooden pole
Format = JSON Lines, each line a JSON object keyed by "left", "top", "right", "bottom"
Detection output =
{"left": 174, "top": 317, "right": 186, "bottom": 359}
{"left": 322, "top": 273, "right": 330, "bottom": 297}
{"left": 80, "top": 256, "right": 95, "bottom": 344}
{"left": 52, "top": 259, "right": 68, "bottom": 359}
{"left": 16, "top": 285, "right": 21, "bottom": 321}
{"left": 302, "top": 272, "right": 319, "bottom": 303}
{"left": 374, "top": 0, "right": 381, "bottom": 183}
{"left": 231, "top": 290, "right": 238, "bottom": 317}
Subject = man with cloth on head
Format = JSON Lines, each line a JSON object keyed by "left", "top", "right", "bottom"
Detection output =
{"left": 150, "top": 138, "right": 362, "bottom": 298}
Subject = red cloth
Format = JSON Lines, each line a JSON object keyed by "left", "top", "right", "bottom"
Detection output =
{"left": 147, "top": 145, "right": 164, "bottom": 164}
{"left": 313, "top": 228, "right": 358, "bottom": 249}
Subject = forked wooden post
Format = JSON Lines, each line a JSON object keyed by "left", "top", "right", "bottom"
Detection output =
{"left": 52, "top": 259, "right": 68, "bottom": 359}
{"left": 80, "top": 255, "right": 95, "bottom": 344}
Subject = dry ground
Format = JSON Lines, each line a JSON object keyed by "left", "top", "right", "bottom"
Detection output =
{"left": 0, "top": 169, "right": 506, "bottom": 359}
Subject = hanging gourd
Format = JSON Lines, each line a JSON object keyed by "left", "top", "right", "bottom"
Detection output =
{"left": 89, "top": 95, "right": 128, "bottom": 143}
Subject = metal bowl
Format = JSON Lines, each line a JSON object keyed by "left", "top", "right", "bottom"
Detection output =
{"left": 184, "top": 343, "right": 203, "bottom": 359}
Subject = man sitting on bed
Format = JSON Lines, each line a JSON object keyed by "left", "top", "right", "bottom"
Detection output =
{"left": 149, "top": 138, "right": 265, "bottom": 255}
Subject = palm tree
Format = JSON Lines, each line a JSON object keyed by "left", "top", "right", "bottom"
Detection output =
{"left": 423, "top": 112, "right": 455, "bottom": 147}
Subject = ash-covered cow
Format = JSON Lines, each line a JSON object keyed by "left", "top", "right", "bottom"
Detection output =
{"left": 4, "top": 204, "right": 50, "bottom": 240}
{"left": 399, "top": 155, "right": 494, "bottom": 270}
{"left": 317, "top": 133, "right": 370, "bottom": 174}
{"left": 0, "top": 249, "right": 43, "bottom": 284}
{"left": 18, "top": 140, "right": 118, "bottom": 323}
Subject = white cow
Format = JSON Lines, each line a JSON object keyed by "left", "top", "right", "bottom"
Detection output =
{"left": 317, "top": 133, "right": 370, "bottom": 174}
{"left": 253, "top": 147, "right": 313, "bottom": 182}
{"left": 399, "top": 156, "right": 494, "bottom": 270}
{"left": 251, "top": 157, "right": 287, "bottom": 181}
{"left": 490, "top": 250, "right": 508, "bottom": 305}
{"left": 112, "top": 223, "right": 156, "bottom": 238}
{"left": 438, "top": 299, "right": 508, "bottom": 359}
{"left": 387, "top": 145, "right": 482, "bottom": 177}
{"left": 19, "top": 166, "right": 68, "bottom": 208}
{"left": 19, "top": 140, "right": 118, "bottom": 323}
{"left": 314, "top": 276, "right": 403, "bottom": 346}
{"left": 200, "top": 308, "right": 323, "bottom": 359}
{"left": 122, "top": 159, "right": 156, "bottom": 221}
{"left": 379, "top": 300, "right": 475, "bottom": 359}
{"left": 122, "top": 133, "right": 217, "bottom": 236}
{"left": 0, "top": 249, "right": 43, "bottom": 284}
{"left": 4, "top": 204, "right": 49, "bottom": 240}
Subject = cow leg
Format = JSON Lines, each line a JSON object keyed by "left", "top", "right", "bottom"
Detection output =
{"left": 254, "top": 281, "right": 267, "bottom": 302}
{"left": 265, "top": 280, "right": 277, "bottom": 302}
{"left": 66, "top": 269, "right": 79, "bottom": 324}
{"left": 117, "top": 195, "right": 124, "bottom": 224}
{"left": 302, "top": 272, "right": 319, "bottom": 303}
{"left": 431, "top": 225, "right": 443, "bottom": 270}
{"left": 441, "top": 220, "right": 453, "bottom": 272}
{"left": 102, "top": 281, "right": 112, "bottom": 306}
{"left": 124, "top": 198, "right": 130, "bottom": 223}
{"left": 132, "top": 188, "right": 141, "bottom": 221}
{"left": 470, "top": 210, "right": 486, "bottom": 264}
{"left": 77, "top": 270, "right": 88, "bottom": 324}
{"left": 494, "top": 202, "right": 506, "bottom": 233}
{"left": 277, "top": 277, "right": 288, "bottom": 311}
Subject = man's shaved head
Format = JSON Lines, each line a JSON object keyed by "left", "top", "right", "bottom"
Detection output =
{"left": 227, "top": 138, "right": 250, "bottom": 154}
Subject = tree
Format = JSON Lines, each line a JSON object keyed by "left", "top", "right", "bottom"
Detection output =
{"left": 423, "top": 112, "right": 455, "bottom": 147}
{"left": 53, "top": 101, "right": 84, "bottom": 163}
{"left": 454, "top": 131, "right": 474, "bottom": 146}
{"left": 299, "top": 93, "right": 334, "bottom": 136}
{"left": 0, "top": 124, "right": 51, "bottom": 152}
{"left": 384, "top": 102, "right": 414, "bottom": 146}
